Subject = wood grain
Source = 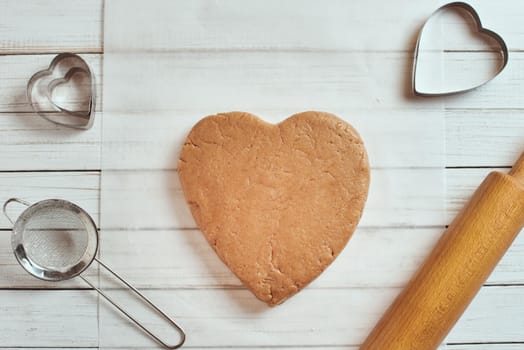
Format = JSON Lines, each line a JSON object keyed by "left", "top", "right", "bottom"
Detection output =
{"left": 103, "top": 0, "right": 439, "bottom": 52}
{"left": 0, "top": 113, "right": 102, "bottom": 171}
{"left": 0, "top": 0, "right": 103, "bottom": 54}
{"left": 0, "top": 290, "right": 97, "bottom": 347}
{"left": 446, "top": 109, "right": 524, "bottom": 167}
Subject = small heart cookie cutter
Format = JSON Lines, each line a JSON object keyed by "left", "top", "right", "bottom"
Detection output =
{"left": 27, "top": 53, "right": 96, "bottom": 130}
{"left": 413, "top": 2, "right": 509, "bottom": 96}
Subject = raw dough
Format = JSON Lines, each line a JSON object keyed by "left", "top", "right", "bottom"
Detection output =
{"left": 178, "top": 111, "right": 370, "bottom": 305}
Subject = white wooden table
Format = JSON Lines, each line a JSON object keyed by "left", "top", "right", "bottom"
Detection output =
{"left": 1, "top": 1, "right": 524, "bottom": 349}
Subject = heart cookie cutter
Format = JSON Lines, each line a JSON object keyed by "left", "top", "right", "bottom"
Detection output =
{"left": 27, "top": 53, "right": 96, "bottom": 130}
{"left": 413, "top": 2, "right": 509, "bottom": 96}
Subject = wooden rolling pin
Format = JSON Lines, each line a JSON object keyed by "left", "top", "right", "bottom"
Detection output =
{"left": 361, "top": 152, "right": 524, "bottom": 350}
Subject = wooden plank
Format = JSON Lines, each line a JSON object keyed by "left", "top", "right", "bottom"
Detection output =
{"left": 459, "top": 0, "right": 524, "bottom": 52}
{"left": 0, "top": 0, "right": 520, "bottom": 54}
{"left": 0, "top": 290, "right": 97, "bottom": 347}
{"left": 447, "top": 168, "right": 491, "bottom": 216}
{"left": 97, "top": 286, "right": 524, "bottom": 347}
{"left": 446, "top": 167, "right": 508, "bottom": 219}
{"left": 439, "top": 52, "right": 524, "bottom": 110}
{"left": 0, "top": 54, "right": 102, "bottom": 113}
{"left": 447, "top": 345, "right": 524, "bottom": 350}
{"left": 446, "top": 109, "right": 524, "bottom": 167}
{"left": 104, "top": 0, "right": 524, "bottom": 52}
{"left": 0, "top": 172, "right": 100, "bottom": 229}
{"left": 104, "top": 0, "right": 440, "bottom": 52}
{"left": 448, "top": 286, "right": 524, "bottom": 343}
{"left": 0, "top": 113, "right": 101, "bottom": 171}
{"left": 0, "top": 0, "right": 102, "bottom": 54}
{"left": 103, "top": 50, "right": 443, "bottom": 113}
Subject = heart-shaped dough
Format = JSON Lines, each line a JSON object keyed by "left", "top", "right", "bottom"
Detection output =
{"left": 178, "top": 111, "right": 370, "bottom": 305}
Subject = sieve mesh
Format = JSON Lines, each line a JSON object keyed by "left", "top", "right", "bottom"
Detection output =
{"left": 20, "top": 206, "right": 89, "bottom": 269}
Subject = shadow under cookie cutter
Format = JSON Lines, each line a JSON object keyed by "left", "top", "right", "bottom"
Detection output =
{"left": 412, "top": 1, "right": 509, "bottom": 96}
{"left": 27, "top": 53, "right": 96, "bottom": 130}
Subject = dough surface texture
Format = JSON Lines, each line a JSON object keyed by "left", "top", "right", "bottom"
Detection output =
{"left": 178, "top": 111, "right": 370, "bottom": 305}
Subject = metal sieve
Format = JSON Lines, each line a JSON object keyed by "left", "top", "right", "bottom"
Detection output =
{"left": 3, "top": 198, "right": 185, "bottom": 349}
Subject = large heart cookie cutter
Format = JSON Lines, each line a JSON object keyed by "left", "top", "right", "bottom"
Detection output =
{"left": 413, "top": 2, "right": 509, "bottom": 96}
{"left": 27, "top": 53, "right": 96, "bottom": 130}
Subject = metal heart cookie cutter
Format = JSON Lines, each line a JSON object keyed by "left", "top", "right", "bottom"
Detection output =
{"left": 413, "top": 2, "right": 509, "bottom": 96}
{"left": 3, "top": 198, "right": 186, "bottom": 349}
{"left": 27, "top": 53, "right": 96, "bottom": 129}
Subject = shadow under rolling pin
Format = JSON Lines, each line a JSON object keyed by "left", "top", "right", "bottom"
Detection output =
{"left": 361, "top": 152, "right": 524, "bottom": 350}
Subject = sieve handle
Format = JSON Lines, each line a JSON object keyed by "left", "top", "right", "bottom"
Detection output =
{"left": 2, "top": 198, "right": 31, "bottom": 225}
{"left": 79, "top": 258, "right": 186, "bottom": 349}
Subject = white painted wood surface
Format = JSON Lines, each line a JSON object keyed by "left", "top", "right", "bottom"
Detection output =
{"left": 0, "top": 0, "right": 523, "bottom": 349}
